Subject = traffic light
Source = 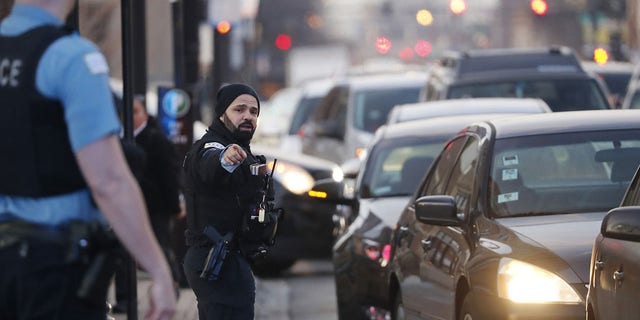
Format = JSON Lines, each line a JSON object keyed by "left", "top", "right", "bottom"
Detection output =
{"left": 216, "top": 20, "right": 231, "bottom": 34}
{"left": 530, "top": 0, "right": 548, "bottom": 16}
{"left": 275, "top": 34, "right": 292, "bottom": 51}
{"left": 593, "top": 47, "right": 609, "bottom": 65}
{"left": 450, "top": 0, "right": 466, "bottom": 15}
{"left": 375, "top": 36, "right": 392, "bottom": 55}
{"left": 416, "top": 9, "right": 433, "bottom": 26}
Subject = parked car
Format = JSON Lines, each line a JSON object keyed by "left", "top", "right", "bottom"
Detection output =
{"left": 312, "top": 113, "right": 545, "bottom": 320}
{"left": 422, "top": 46, "right": 612, "bottom": 111}
{"left": 249, "top": 144, "right": 344, "bottom": 275}
{"left": 582, "top": 60, "right": 634, "bottom": 108}
{"left": 388, "top": 110, "right": 640, "bottom": 319}
{"left": 586, "top": 165, "right": 640, "bottom": 320}
{"left": 386, "top": 97, "right": 551, "bottom": 124}
{"left": 301, "top": 71, "right": 427, "bottom": 165}
{"left": 280, "top": 78, "right": 335, "bottom": 153}
{"left": 253, "top": 86, "right": 302, "bottom": 147}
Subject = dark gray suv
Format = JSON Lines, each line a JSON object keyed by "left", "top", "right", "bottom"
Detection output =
{"left": 422, "top": 46, "right": 612, "bottom": 111}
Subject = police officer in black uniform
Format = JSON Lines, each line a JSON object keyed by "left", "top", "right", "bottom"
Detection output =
{"left": 183, "top": 83, "right": 274, "bottom": 320}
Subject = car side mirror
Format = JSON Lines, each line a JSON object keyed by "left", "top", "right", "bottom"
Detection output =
{"left": 308, "top": 178, "right": 354, "bottom": 205}
{"left": 414, "top": 195, "right": 460, "bottom": 226}
{"left": 602, "top": 207, "right": 640, "bottom": 242}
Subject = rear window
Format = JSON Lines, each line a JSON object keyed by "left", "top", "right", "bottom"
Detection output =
{"left": 353, "top": 87, "right": 421, "bottom": 133}
{"left": 288, "top": 96, "right": 323, "bottom": 135}
{"left": 448, "top": 79, "right": 609, "bottom": 111}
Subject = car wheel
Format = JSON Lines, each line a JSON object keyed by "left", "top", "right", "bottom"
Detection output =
{"left": 392, "top": 292, "right": 406, "bottom": 320}
{"left": 458, "top": 293, "right": 474, "bottom": 320}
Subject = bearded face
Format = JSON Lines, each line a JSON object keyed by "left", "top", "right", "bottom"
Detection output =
{"left": 222, "top": 114, "right": 255, "bottom": 143}
{"left": 219, "top": 94, "right": 259, "bottom": 144}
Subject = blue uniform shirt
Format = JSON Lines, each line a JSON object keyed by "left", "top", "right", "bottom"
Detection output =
{"left": 0, "top": 5, "right": 121, "bottom": 225}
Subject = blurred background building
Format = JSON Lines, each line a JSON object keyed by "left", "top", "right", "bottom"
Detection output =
{"left": 74, "top": 0, "right": 639, "bottom": 115}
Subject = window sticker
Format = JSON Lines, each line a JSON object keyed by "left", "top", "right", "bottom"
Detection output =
{"left": 498, "top": 192, "right": 519, "bottom": 203}
{"left": 502, "top": 155, "right": 519, "bottom": 166}
{"left": 502, "top": 168, "right": 518, "bottom": 181}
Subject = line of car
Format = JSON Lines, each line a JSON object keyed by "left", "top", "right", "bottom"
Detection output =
{"left": 311, "top": 109, "right": 640, "bottom": 320}
{"left": 246, "top": 45, "right": 640, "bottom": 286}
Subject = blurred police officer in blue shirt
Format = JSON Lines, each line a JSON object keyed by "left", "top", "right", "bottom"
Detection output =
{"left": 0, "top": 1, "right": 176, "bottom": 319}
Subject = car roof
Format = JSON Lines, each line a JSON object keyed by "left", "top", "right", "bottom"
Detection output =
{"left": 480, "top": 109, "right": 640, "bottom": 139}
{"left": 299, "top": 78, "right": 336, "bottom": 97}
{"left": 581, "top": 60, "right": 635, "bottom": 75}
{"left": 377, "top": 113, "right": 528, "bottom": 141}
{"left": 388, "top": 97, "right": 551, "bottom": 124}
{"left": 335, "top": 71, "right": 427, "bottom": 90}
{"left": 442, "top": 46, "right": 583, "bottom": 78}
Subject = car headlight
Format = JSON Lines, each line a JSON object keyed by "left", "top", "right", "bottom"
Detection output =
{"left": 270, "top": 161, "right": 315, "bottom": 195}
{"left": 497, "top": 258, "right": 582, "bottom": 303}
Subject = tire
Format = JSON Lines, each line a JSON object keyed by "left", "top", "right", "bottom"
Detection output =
{"left": 392, "top": 292, "right": 406, "bottom": 320}
{"left": 458, "top": 293, "right": 474, "bottom": 320}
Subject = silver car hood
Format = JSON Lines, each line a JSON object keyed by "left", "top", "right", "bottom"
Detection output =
{"left": 496, "top": 212, "right": 607, "bottom": 282}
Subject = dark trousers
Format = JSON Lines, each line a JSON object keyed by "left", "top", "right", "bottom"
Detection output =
{"left": 183, "top": 246, "right": 255, "bottom": 320}
{"left": 0, "top": 239, "right": 108, "bottom": 320}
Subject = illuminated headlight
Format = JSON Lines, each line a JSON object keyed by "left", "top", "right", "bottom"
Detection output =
{"left": 270, "top": 161, "right": 314, "bottom": 195}
{"left": 332, "top": 167, "right": 344, "bottom": 182}
{"left": 497, "top": 258, "right": 582, "bottom": 303}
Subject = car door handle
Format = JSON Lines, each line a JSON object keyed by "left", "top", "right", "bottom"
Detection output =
{"left": 421, "top": 239, "right": 432, "bottom": 251}
{"left": 595, "top": 260, "right": 605, "bottom": 270}
{"left": 613, "top": 270, "right": 624, "bottom": 281}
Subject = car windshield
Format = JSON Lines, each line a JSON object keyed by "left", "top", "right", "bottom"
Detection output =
{"left": 489, "top": 129, "right": 640, "bottom": 218}
{"left": 288, "top": 96, "right": 323, "bottom": 135}
{"left": 448, "top": 79, "right": 609, "bottom": 111}
{"left": 360, "top": 136, "right": 444, "bottom": 198}
{"left": 353, "top": 87, "right": 421, "bottom": 133}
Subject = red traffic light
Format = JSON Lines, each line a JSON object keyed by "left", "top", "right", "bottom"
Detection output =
{"left": 216, "top": 20, "right": 231, "bottom": 34}
{"left": 275, "top": 34, "right": 292, "bottom": 51}
{"left": 530, "top": 0, "right": 548, "bottom": 16}
{"left": 375, "top": 37, "right": 392, "bottom": 55}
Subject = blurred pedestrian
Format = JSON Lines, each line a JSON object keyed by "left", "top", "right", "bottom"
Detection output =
{"left": 182, "top": 83, "right": 279, "bottom": 319}
{"left": 0, "top": 1, "right": 176, "bottom": 319}
{"left": 113, "top": 94, "right": 184, "bottom": 313}
{"left": 0, "top": 0, "right": 13, "bottom": 20}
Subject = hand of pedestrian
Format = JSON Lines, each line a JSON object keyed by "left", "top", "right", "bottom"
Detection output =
{"left": 223, "top": 144, "right": 247, "bottom": 165}
{"left": 145, "top": 276, "right": 177, "bottom": 320}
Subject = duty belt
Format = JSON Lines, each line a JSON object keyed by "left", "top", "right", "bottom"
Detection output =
{"left": 0, "top": 219, "right": 69, "bottom": 250}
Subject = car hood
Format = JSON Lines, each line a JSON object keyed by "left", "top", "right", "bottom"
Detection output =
{"left": 495, "top": 212, "right": 607, "bottom": 282}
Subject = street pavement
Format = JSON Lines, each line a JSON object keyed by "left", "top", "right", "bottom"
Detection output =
{"left": 108, "top": 260, "right": 335, "bottom": 320}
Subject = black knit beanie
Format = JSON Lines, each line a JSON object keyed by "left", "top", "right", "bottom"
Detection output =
{"left": 215, "top": 83, "right": 260, "bottom": 118}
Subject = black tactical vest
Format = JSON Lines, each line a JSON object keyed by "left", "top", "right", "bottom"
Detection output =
{"left": 0, "top": 25, "right": 87, "bottom": 197}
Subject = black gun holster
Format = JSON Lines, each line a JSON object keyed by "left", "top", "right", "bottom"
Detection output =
{"left": 68, "top": 221, "right": 122, "bottom": 307}
{"left": 199, "top": 226, "right": 234, "bottom": 281}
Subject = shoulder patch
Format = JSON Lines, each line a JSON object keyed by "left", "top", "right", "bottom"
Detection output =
{"left": 83, "top": 52, "right": 109, "bottom": 74}
{"left": 203, "top": 142, "right": 225, "bottom": 150}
